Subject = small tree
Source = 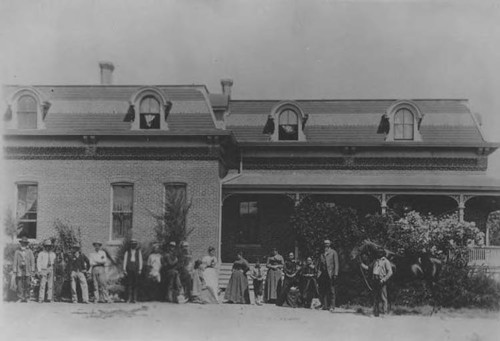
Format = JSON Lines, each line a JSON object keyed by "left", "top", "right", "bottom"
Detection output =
{"left": 3, "top": 208, "right": 20, "bottom": 242}
{"left": 150, "top": 186, "right": 193, "bottom": 250}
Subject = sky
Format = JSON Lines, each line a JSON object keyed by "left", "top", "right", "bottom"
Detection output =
{"left": 1, "top": 0, "right": 499, "bottom": 175}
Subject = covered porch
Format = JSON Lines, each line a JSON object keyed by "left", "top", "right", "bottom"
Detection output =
{"left": 220, "top": 170, "right": 500, "bottom": 263}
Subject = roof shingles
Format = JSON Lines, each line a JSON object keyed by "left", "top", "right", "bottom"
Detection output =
{"left": 226, "top": 99, "right": 486, "bottom": 145}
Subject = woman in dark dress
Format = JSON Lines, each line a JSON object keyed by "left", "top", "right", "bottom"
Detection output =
{"left": 300, "top": 256, "right": 320, "bottom": 309}
{"left": 276, "top": 252, "right": 301, "bottom": 307}
{"left": 264, "top": 248, "right": 284, "bottom": 303}
{"left": 224, "top": 251, "right": 250, "bottom": 304}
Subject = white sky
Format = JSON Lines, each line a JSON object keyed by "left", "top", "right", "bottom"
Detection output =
{"left": 1, "top": 0, "right": 499, "bottom": 175}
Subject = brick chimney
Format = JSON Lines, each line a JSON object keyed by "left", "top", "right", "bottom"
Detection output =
{"left": 99, "top": 61, "right": 115, "bottom": 85}
{"left": 221, "top": 79, "right": 233, "bottom": 98}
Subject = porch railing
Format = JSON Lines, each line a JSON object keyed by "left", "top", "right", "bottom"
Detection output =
{"left": 468, "top": 246, "right": 500, "bottom": 269}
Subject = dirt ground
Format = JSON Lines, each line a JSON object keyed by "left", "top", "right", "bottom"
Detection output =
{"left": 1, "top": 302, "right": 499, "bottom": 341}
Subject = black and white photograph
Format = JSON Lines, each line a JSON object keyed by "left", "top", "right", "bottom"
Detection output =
{"left": 1, "top": 1, "right": 500, "bottom": 340}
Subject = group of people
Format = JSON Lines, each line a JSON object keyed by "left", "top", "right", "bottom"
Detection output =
{"left": 224, "top": 239, "right": 393, "bottom": 316}
{"left": 11, "top": 236, "right": 393, "bottom": 316}
{"left": 11, "top": 236, "right": 220, "bottom": 305}
{"left": 12, "top": 236, "right": 113, "bottom": 303}
{"left": 224, "top": 240, "right": 339, "bottom": 311}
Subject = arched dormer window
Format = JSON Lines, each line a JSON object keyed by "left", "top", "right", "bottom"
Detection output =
{"left": 128, "top": 87, "right": 171, "bottom": 130}
{"left": 139, "top": 96, "right": 160, "bottom": 129}
{"left": 267, "top": 102, "right": 307, "bottom": 142}
{"left": 17, "top": 95, "right": 38, "bottom": 129}
{"left": 278, "top": 109, "right": 299, "bottom": 141}
{"left": 384, "top": 100, "right": 423, "bottom": 142}
{"left": 5, "top": 88, "right": 48, "bottom": 130}
{"left": 394, "top": 108, "right": 414, "bottom": 140}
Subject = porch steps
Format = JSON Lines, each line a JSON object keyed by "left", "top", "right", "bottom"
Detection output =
{"left": 218, "top": 263, "right": 267, "bottom": 291}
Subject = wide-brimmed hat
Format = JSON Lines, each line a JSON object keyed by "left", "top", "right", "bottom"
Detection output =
{"left": 130, "top": 239, "right": 138, "bottom": 245}
{"left": 92, "top": 241, "right": 103, "bottom": 247}
{"left": 72, "top": 243, "right": 81, "bottom": 249}
{"left": 181, "top": 241, "right": 189, "bottom": 247}
{"left": 19, "top": 236, "right": 29, "bottom": 244}
{"left": 43, "top": 239, "right": 52, "bottom": 247}
{"left": 168, "top": 241, "right": 176, "bottom": 247}
{"left": 324, "top": 239, "right": 331, "bottom": 245}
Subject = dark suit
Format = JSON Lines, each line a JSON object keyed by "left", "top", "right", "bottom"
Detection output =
{"left": 318, "top": 247, "right": 339, "bottom": 309}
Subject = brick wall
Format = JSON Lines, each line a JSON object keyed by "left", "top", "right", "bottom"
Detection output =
{"left": 3, "top": 159, "right": 220, "bottom": 260}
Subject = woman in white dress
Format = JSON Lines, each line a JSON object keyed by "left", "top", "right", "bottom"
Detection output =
{"left": 201, "top": 246, "right": 219, "bottom": 299}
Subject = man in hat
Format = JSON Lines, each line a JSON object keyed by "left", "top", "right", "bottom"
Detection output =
{"left": 370, "top": 248, "right": 393, "bottom": 317}
{"left": 163, "top": 241, "right": 181, "bottom": 303}
{"left": 37, "top": 239, "right": 56, "bottom": 302}
{"left": 318, "top": 239, "right": 339, "bottom": 312}
{"left": 178, "top": 241, "right": 193, "bottom": 302}
{"left": 13, "top": 236, "right": 35, "bottom": 302}
{"left": 66, "top": 243, "right": 90, "bottom": 303}
{"left": 147, "top": 243, "right": 163, "bottom": 300}
{"left": 89, "top": 241, "right": 111, "bottom": 303}
{"left": 123, "top": 239, "right": 143, "bottom": 303}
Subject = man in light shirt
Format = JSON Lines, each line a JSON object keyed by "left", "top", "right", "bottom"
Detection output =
{"left": 89, "top": 241, "right": 111, "bottom": 303}
{"left": 361, "top": 247, "right": 393, "bottom": 316}
{"left": 37, "top": 239, "right": 57, "bottom": 303}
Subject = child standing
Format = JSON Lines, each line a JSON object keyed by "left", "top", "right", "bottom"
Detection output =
{"left": 250, "top": 258, "right": 264, "bottom": 305}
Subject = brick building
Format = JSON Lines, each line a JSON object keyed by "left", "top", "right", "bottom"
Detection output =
{"left": 3, "top": 62, "right": 500, "bottom": 262}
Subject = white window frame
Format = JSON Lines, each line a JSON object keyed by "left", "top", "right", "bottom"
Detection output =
{"left": 16, "top": 182, "right": 38, "bottom": 240}
{"left": 110, "top": 182, "right": 134, "bottom": 241}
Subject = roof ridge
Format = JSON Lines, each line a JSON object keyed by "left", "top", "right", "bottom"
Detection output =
{"left": 4, "top": 84, "right": 208, "bottom": 88}
{"left": 230, "top": 98, "right": 470, "bottom": 102}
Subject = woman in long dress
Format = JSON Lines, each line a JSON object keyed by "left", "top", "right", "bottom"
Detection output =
{"left": 201, "top": 246, "right": 219, "bottom": 299}
{"left": 223, "top": 251, "right": 250, "bottom": 304}
{"left": 191, "top": 260, "right": 218, "bottom": 304}
{"left": 264, "top": 248, "right": 284, "bottom": 303}
{"left": 300, "top": 257, "right": 320, "bottom": 309}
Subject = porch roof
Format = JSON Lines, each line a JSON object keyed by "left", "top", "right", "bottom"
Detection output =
{"left": 222, "top": 170, "right": 500, "bottom": 193}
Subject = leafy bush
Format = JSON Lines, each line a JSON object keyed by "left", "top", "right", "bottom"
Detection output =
{"left": 290, "top": 200, "right": 500, "bottom": 310}
{"left": 387, "top": 211, "right": 484, "bottom": 257}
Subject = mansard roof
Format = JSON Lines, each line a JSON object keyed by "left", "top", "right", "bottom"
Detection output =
{"left": 3, "top": 85, "right": 221, "bottom": 135}
{"left": 227, "top": 99, "right": 491, "bottom": 147}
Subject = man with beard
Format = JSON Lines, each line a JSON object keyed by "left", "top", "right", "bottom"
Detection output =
{"left": 318, "top": 239, "right": 339, "bottom": 312}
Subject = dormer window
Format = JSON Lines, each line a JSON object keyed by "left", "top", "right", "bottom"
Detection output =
{"left": 265, "top": 102, "right": 307, "bottom": 142}
{"left": 139, "top": 96, "right": 160, "bottom": 129}
{"left": 279, "top": 109, "right": 299, "bottom": 141}
{"left": 17, "top": 95, "right": 38, "bottom": 129}
{"left": 394, "top": 108, "right": 414, "bottom": 140}
{"left": 383, "top": 100, "right": 423, "bottom": 142}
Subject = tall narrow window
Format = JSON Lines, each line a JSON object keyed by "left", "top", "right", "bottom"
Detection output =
{"left": 394, "top": 109, "right": 414, "bottom": 140}
{"left": 139, "top": 96, "right": 160, "bottom": 129}
{"left": 17, "top": 95, "right": 37, "bottom": 129}
{"left": 278, "top": 109, "right": 299, "bottom": 141}
{"left": 164, "top": 183, "right": 188, "bottom": 230}
{"left": 17, "top": 184, "right": 38, "bottom": 239}
{"left": 112, "top": 183, "right": 133, "bottom": 239}
{"left": 238, "top": 201, "right": 259, "bottom": 244}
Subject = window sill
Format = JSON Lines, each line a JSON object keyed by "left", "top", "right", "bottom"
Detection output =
{"left": 106, "top": 240, "right": 125, "bottom": 246}
{"left": 235, "top": 244, "right": 262, "bottom": 248}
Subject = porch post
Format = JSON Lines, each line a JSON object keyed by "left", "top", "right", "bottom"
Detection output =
{"left": 458, "top": 194, "right": 465, "bottom": 222}
{"left": 381, "top": 193, "right": 388, "bottom": 215}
